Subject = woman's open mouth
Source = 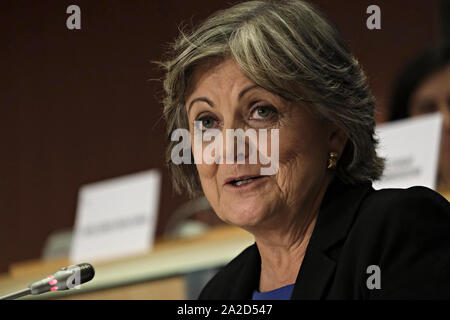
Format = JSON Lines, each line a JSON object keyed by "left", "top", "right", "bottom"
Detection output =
{"left": 225, "top": 175, "right": 268, "bottom": 189}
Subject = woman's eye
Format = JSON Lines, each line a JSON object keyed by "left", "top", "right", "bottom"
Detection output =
{"left": 250, "top": 105, "right": 277, "bottom": 120}
{"left": 196, "top": 116, "right": 217, "bottom": 129}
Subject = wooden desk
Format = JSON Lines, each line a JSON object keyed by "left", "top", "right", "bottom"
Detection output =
{"left": 0, "top": 225, "right": 254, "bottom": 300}
{"left": 438, "top": 188, "right": 450, "bottom": 202}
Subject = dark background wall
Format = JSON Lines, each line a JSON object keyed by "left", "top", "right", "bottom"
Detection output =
{"left": 0, "top": 0, "right": 441, "bottom": 272}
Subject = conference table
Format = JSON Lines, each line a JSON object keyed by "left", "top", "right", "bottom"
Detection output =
{"left": 0, "top": 225, "right": 254, "bottom": 299}
{"left": 1, "top": 189, "right": 449, "bottom": 300}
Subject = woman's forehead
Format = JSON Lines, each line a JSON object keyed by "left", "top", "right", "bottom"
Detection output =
{"left": 186, "top": 59, "right": 256, "bottom": 101}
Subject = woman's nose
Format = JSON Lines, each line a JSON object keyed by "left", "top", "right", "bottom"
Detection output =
{"left": 221, "top": 122, "right": 256, "bottom": 164}
{"left": 222, "top": 130, "right": 249, "bottom": 164}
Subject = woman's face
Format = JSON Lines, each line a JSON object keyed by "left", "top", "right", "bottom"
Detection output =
{"left": 410, "top": 63, "right": 450, "bottom": 187}
{"left": 185, "top": 58, "right": 345, "bottom": 233}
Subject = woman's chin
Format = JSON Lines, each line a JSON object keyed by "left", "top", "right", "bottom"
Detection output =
{"left": 219, "top": 200, "right": 269, "bottom": 228}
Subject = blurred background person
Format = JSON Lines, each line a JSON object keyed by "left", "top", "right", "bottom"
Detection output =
{"left": 389, "top": 42, "right": 450, "bottom": 189}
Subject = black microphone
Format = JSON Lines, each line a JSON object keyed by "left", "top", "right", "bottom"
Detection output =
{"left": 0, "top": 263, "right": 95, "bottom": 300}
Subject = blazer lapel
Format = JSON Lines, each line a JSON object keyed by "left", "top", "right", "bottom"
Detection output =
{"left": 291, "top": 247, "right": 336, "bottom": 299}
{"left": 291, "top": 177, "right": 374, "bottom": 299}
{"left": 229, "top": 243, "right": 261, "bottom": 299}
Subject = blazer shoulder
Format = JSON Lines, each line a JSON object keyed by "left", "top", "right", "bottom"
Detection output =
{"left": 344, "top": 185, "right": 450, "bottom": 264}
{"left": 349, "top": 185, "right": 450, "bottom": 268}
{"left": 352, "top": 186, "right": 450, "bottom": 299}
{"left": 358, "top": 185, "right": 450, "bottom": 228}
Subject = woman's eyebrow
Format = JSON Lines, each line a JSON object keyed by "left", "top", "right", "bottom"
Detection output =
{"left": 187, "top": 84, "right": 260, "bottom": 116}
{"left": 238, "top": 84, "right": 259, "bottom": 100}
{"left": 187, "top": 97, "right": 214, "bottom": 116}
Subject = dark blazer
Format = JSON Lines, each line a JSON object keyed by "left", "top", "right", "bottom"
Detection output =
{"left": 198, "top": 177, "right": 450, "bottom": 299}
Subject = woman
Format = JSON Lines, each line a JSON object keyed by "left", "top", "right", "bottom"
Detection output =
{"left": 160, "top": 0, "right": 450, "bottom": 299}
{"left": 390, "top": 43, "right": 450, "bottom": 189}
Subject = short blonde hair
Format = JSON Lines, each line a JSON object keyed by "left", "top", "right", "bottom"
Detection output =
{"left": 159, "top": 0, "right": 384, "bottom": 198}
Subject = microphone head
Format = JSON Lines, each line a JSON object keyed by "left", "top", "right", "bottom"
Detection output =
{"left": 77, "top": 263, "right": 95, "bottom": 284}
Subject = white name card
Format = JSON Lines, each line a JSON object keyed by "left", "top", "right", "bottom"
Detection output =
{"left": 373, "top": 113, "right": 442, "bottom": 190}
{"left": 70, "top": 169, "right": 161, "bottom": 264}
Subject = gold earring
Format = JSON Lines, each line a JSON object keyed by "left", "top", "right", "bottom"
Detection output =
{"left": 327, "top": 152, "right": 338, "bottom": 169}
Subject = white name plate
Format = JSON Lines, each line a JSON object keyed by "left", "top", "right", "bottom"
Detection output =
{"left": 373, "top": 113, "right": 442, "bottom": 190}
{"left": 70, "top": 169, "right": 161, "bottom": 264}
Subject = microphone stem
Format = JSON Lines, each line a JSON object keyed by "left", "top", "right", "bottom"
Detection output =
{"left": 0, "top": 288, "right": 31, "bottom": 300}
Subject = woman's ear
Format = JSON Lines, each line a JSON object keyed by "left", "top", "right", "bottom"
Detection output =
{"left": 328, "top": 124, "right": 348, "bottom": 156}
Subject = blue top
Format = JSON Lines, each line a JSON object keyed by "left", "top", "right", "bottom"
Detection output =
{"left": 252, "top": 284, "right": 295, "bottom": 300}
